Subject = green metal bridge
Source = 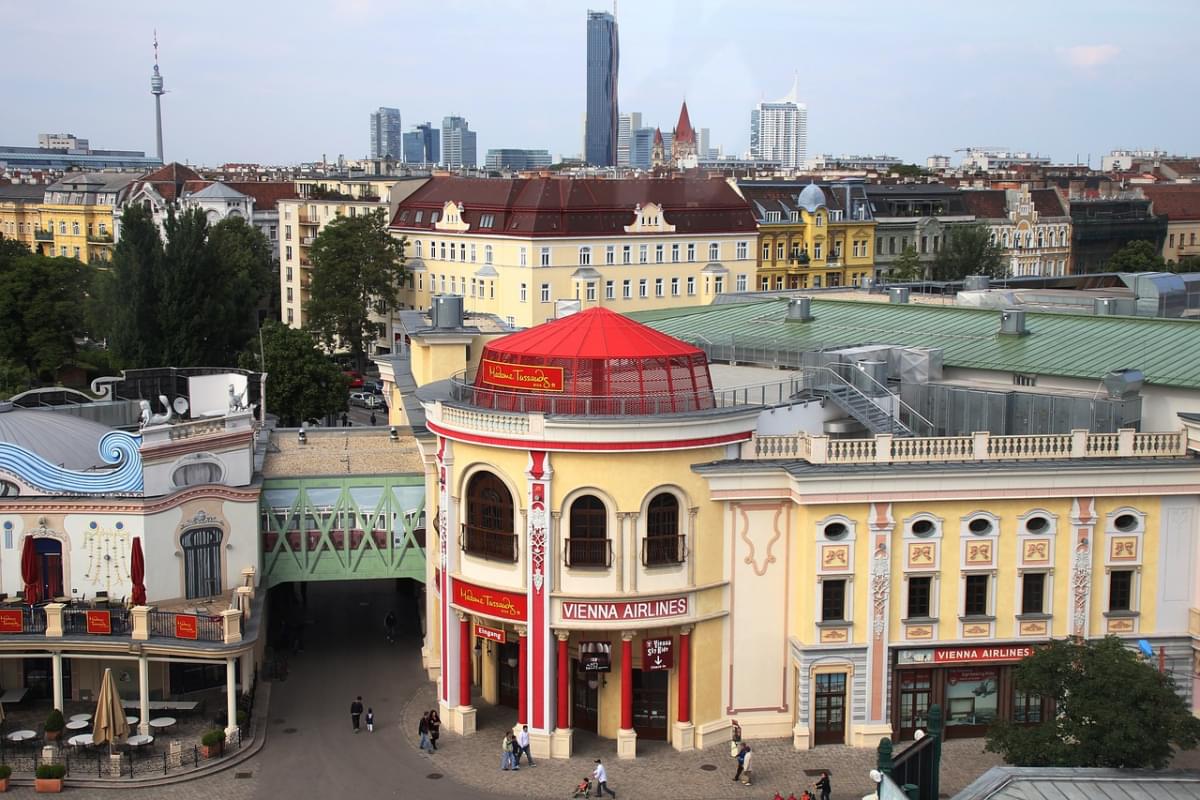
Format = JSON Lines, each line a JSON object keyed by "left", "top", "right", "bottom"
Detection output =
{"left": 259, "top": 475, "right": 426, "bottom": 587}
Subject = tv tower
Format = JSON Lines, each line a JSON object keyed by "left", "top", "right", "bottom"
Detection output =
{"left": 150, "top": 30, "right": 165, "bottom": 163}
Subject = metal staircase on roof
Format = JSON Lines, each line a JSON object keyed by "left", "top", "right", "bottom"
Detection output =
{"left": 817, "top": 384, "right": 915, "bottom": 437}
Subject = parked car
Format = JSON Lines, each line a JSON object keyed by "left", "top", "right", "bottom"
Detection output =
{"left": 366, "top": 380, "right": 385, "bottom": 395}
{"left": 349, "top": 392, "right": 383, "bottom": 409}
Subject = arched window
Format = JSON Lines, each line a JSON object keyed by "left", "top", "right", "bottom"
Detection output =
{"left": 644, "top": 493, "right": 683, "bottom": 566}
{"left": 181, "top": 526, "right": 223, "bottom": 599}
{"left": 567, "top": 495, "right": 609, "bottom": 567}
{"left": 415, "top": 240, "right": 422, "bottom": 258}
{"left": 464, "top": 472, "right": 515, "bottom": 561}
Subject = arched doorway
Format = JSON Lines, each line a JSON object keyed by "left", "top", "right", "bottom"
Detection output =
{"left": 35, "top": 538, "right": 64, "bottom": 601}
{"left": 181, "top": 527, "right": 223, "bottom": 599}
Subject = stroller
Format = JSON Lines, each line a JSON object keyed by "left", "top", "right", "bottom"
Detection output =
{"left": 571, "top": 776, "right": 593, "bottom": 798}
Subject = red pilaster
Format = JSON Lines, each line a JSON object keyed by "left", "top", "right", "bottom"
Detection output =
{"left": 678, "top": 629, "right": 691, "bottom": 724}
{"left": 458, "top": 616, "right": 471, "bottom": 707}
{"left": 620, "top": 636, "right": 633, "bottom": 730}
{"left": 556, "top": 634, "right": 569, "bottom": 730}
{"left": 518, "top": 631, "right": 528, "bottom": 725}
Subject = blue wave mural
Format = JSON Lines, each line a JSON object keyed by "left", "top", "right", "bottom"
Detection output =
{"left": 0, "top": 431, "right": 143, "bottom": 495}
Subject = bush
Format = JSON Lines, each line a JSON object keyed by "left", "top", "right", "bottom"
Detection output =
{"left": 0, "top": 764, "right": 11, "bottom": 778}
{"left": 36, "top": 763, "right": 66, "bottom": 780}
{"left": 44, "top": 708, "right": 65, "bottom": 732}
{"left": 200, "top": 729, "right": 225, "bottom": 747}
{"left": 236, "top": 709, "right": 248, "bottom": 726}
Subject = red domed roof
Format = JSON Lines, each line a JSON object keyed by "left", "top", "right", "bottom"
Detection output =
{"left": 470, "top": 308, "right": 714, "bottom": 415}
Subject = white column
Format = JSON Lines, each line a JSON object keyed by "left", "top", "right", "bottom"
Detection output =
{"left": 138, "top": 655, "right": 151, "bottom": 736}
{"left": 51, "top": 653, "right": 63, "bottom": 711}
{"left": 224, "top": 656, "right": 238, "bottom": 738}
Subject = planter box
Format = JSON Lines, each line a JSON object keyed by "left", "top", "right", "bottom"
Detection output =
{"left": 44, "top": 730, "right": 61, "bottom": 742}
{"left": 0, "top": 776, "right": 9, "bottom": 792}
{"left": 35, "top": 778, "right": 63, "bottom": 793}
{"left": 201, "top": 743, "right": 223, "bottom": 759}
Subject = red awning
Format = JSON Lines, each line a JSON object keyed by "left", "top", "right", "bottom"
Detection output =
{"left": 484, "top": 307, "right": 704, "bottom": 360}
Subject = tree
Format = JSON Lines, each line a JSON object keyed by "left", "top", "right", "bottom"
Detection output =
{"left": 890, "top": 244, "right": 924, "bottom": 282}
{"left": 239, "top": 321, "right": 347, "bottom": 427}
{"left": 160, "top": 207, "right": 217, "bottom": 367}
{"left": 985, "top": 636, "right": 1200, "bottom": 769}
{"left": 1174, "top": 255, "right": 1200, "bottom": 273}
{"left": 0, "top": 241, "right": 89, "bottom": 384}
{"left": 1107, "top": 239, "right": 1166, "bottom": 273}
{"left": 207, "top": 215, "right": 275, "bottom": 349}
{"left": 931, "top": 223, "right": 1004, "bottom": 281}
{"left": 109, "top": 204, "right": 166, "bottom": 367}
{"left": 306, "top": 210, "right": 405, "bottom": 373}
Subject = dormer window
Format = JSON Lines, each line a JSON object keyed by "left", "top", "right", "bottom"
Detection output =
{"left": 430, "top": 211, "right": 440, "bottom": 223}
{"left": 415, "top": 210, "right": 424, "bottom": 223}
{"left": 765, "top": 211, "right": 781, "bottom": 222}
{"left": 480, "top": 213, "right": 495, "bottom": 228}
{"left": 790, "top": 211, "right": 800, "bottom": 222}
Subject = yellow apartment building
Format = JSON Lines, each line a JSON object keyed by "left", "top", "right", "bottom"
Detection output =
{"left": 37, "top": 173, "right": 139, "bottom": 264}
{"left": 0, "top": 183, "right": 46, "bottom": 251}
{"left": 735, "top": 180, "right": 877, "bottom": 290}
{"left": 388, "top": 175, "right": 759, "bottom": 329}
{"left": 1142, "top": 185, "right": 1200, "bottom": 264}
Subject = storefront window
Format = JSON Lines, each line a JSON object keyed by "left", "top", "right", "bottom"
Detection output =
{"left": 1013, "top": 688, "right": 1043, "bottom": 724}
{"left": 944, "top": 668, "right": 999, "bottom": 729}
{"left": 898, "top": 670, "right": 931, "bottom": 733}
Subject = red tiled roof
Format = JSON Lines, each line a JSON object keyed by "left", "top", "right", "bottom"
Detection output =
{"left": 1030, "top": 188, "right": 1068, "bottom": 217}
{"left": 653, "top": 128, "right": 664, "bottom": 145}
{"left": 225, "top": 182, "right": 298, "bottom": 211}
{"left": 1141, "top": 185, "right": 1200, "bottom": 221}
{"left": 485, "top": 306, "right": 703, "bottom": 361}
{"left": 674, "top": 101, "right": 695, "bottom": 144}
{"left": 389, "top": 176, "right": 757, "bottom": 236}
{"left": 960, "top": 190, "right": 1007, "bottom": 219}
{"left": 136, "top": 163, "right": 204, "bottom": 202}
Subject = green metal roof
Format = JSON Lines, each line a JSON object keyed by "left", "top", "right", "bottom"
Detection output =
{"left": 630, "top": 299, "right": 1200, "bottom": 389}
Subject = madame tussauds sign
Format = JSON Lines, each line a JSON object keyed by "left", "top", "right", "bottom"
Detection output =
{"left": 561, "top": 596, "right": 689, "bottom": 621}
{"left": 480, "top": 359, "right": 564, "bottom": 392}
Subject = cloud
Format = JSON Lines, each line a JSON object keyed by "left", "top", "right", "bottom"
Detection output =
{"left": 1059, "top": 44, "right": 1120, "bottom": 69}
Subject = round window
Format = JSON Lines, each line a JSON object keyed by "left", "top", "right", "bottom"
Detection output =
{"left": 911, "top": 519, "right": 936, "bottom": 537}
{"left": 968, "top": 518, "right": 993, "bottom": 535}
{"left": 823, "top": 522, "right": 848, "bottom": 540}
{"left": 1025, "top": 516, "right": 1049, "bottom": 533}
{"left": 1114, "top": 513, "right": 1139, "bottom": 533}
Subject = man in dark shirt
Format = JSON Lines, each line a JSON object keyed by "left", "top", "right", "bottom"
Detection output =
{"left": 350, "top": 696, "right": 364, "bottom": 733}
{"left": 814, "top": 771, "right": 831, "bottom": 800}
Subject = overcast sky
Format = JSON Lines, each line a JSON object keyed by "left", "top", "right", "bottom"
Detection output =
{"left": 5, "top": 0, "right": 1198, "bottom": 167}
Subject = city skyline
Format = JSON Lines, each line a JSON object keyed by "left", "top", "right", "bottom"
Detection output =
{"left": 4, "top": 0, "right": 1199, "bottom": 167}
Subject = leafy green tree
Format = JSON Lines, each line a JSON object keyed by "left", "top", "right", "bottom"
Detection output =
{"left": 238, "top": 321, "right": 347, "bottom": 427}
{"left": 1174, "top": 255, "right": 1200, "bottom": 273}
{"left": 208, "top": 215, "right": 275, "bottom": 348}
{"left": 931, "top": 223, "right": 1004, "bottom": 281}
{"left": 1107, "top": 239, "right": 1166, "bottom": 273}
{"left": 160, "top": 207, "right": 217, "bottom": 367}
{"left": 109, "top": 204, "right": 166, "bottom": 367}
{"left": 985, "top": 636, "right": 1200, "bottom": 769}
{"left": 890, "top": 163, "right": 929, "bottom": 179}
{"left": 890, "top": 244, "right": 924, "bottom": 282}
{"left": 0, "top": 247, "right": 89, "bottom": 384}
{"left": 306, "top": 210, "right": 405, "bottom": 373}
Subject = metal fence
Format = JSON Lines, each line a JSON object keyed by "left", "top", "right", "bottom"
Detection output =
{"left": 62, "top": 607, "right": 132, "bottom": 636}
{"left": 146, "top": 610, "right": 223, "bottom": 642}
{"left": 0, "top": 728, "right": 246, "bottom": 780}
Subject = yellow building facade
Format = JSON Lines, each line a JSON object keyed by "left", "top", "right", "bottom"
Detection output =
{"left": 0, "top": 184, "right": 46, "bottom": 251}
{"left": 736, "top": 180, "right": 877, "bottom": 291}
{"left": 379, "top": 299, "right": 1200, "bottom": 760}
{"left": 389, "top": 176, "right": 759, "bottom": 329}
{"left": 37, "top": 173, "right": 138, "bottom": 264}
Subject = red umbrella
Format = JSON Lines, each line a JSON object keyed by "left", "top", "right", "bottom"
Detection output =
{"left": 20, "top": 537, "right": 38, "bottom": 605}
{"left": 130, "top": 538, "right": 146, "bottom": 606}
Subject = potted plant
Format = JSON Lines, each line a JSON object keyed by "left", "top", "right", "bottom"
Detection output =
{"left": 35, "top": 763, "right": 65, "bottom": 793}
{"left": 0, "top": 764, "right": 11, "bottom": 792}
{"left": 200, "top": 729, "right": 225, "bottom": 759}
{"left": 236, "top": 709, "right": 249, "bottom": 731}
{"left": 43, "top": 709, "right": 65, "bottom": 742}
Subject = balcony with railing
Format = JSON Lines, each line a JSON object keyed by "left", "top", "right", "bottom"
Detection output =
{"left": 86, "top": 231, "right": 114, "bottom": 244}
{"left": 461, "top": 523, "right": 518, "bottom": 562}
{"left": 565, "top": 538, "right": 612, "bottom": 568}
{"left": 642, "top": 534, "right": 686, "bottom": 567}
{"left": 34, "top": 228, "right": 54, "bottom": 241}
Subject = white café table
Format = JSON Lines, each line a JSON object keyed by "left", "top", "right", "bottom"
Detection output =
{"left": 148, "top": 717, "right": 176, "bottom": 731}
{"left": 65, "top": 720, "right": 89, "bottom": 731}
{"left": 128, "top": 734, "right": 154, "bottom": 748}
{"left": 69, "top": 713, "right": 92, "bottom": 722}
{"left": 68, "top": 733, "right": 94, "bottom": 747}
{"left": 7, "top": 730, "right": 35, "bottom": 742}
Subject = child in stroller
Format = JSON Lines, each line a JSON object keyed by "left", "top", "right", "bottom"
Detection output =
{"left": 572, "top": 775, "right": 592, "bottom": 798}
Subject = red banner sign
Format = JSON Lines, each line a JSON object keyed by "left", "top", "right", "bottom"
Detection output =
{"left": 934, "top": 646, "right": 1033, "bottom": 664}
{"left": 561, "top": 596, "right": 689, "bottom": 622}
{"left": 452, "top": 578, "right": 527, "bottom": 622}
{"left": 0, "top": 609, "right": 22, "bottom": 633}
{"left": 85, "top": 610, "right": 112, "bottom": 635}
{"left": 174, "top": 614, "right": 199, "bottom": 640}
{"left": 474, "top": 623, "right": 507, "bottom": 644}
{"left": 480, "top": 359, "right": 564, "bottom": 393}
{"left": 643, "top": 637, "right": 674, "bottom": 671}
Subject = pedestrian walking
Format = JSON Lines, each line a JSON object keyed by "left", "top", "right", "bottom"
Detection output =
{"left": 502, "top": 731, "right": 518, "bottom": 770}
{"left": 510, "top": 732, "right": 522, "bottom": 767}
{"left": 384, "top": 610, "right": 397, "bottom": 643}
{"left": 592, "top": 758, "right": 616, "bottom": 798}
{"left": 418, "top": 712, "right": 432, "bottom": 751}
{"left": 365, "top": 707, "right": 374, "bottom": 732}
{"left": 730, "top": 718, "right": 742, "bottom": 757}
{"left": 814, "top": 771, "right": 832, "bottom": 800}
{"left": 516, "top": 724, "right": 535, "bottom": 766}
{"left": 429, "top": 710, "right": 441, "bottom": 751}
{"left": 370, "top": 411, "right": 377, "bottom": 426}
{"left": 740, "top": 746, "right": 754, "bottom": 786}
{"left": 350, "top": 696, "right": 364, "bottom": 733}
{"left": 732, "top": 743, "right": 749, "bottom": 783}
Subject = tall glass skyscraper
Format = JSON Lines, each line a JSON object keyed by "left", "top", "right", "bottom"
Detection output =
{"left": 403, "top": 122, "right": 440, "bottom": 164}
{"left": 749, "top": 76, "right": 807, "bottom": 169}
{"left": 584, "top": 10, "right": 619, "bottom": 167}
{"left": 441, "top": 116, "right": 477, "bottom": 169}
{"left": 370, "top": 107, "right": 402, "bottom": 160}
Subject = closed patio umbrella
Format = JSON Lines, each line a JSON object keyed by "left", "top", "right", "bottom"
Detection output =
{"left": 130, "top": 538, "right": 146, "bottom": 606}
{"left": 20, "top": 536, "right": 38, "bottom": 605}
{"left": 92, "top": 668, "right": 129, "bottom": 749}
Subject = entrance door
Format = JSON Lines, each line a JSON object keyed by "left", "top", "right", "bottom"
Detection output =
{"left": 35, "top": 538, "right": 64, "bottom": 601}
{"left": 571, "top": 659, "right": 598, "bottom": 733}
{"left": 23, "top": 657, "right": 71, "bottom": 701}
{"left": 181, "top": 527, "right": 222, "bottom": 599}
{"left": 896, "top": 669, "right": 932, "bottom": 741}
{"left": 631, "top": 670, "right": 668, "bottom": 740}
{"left": 497, "top": 642, "right": 519, "bottom": 709}
{"left": 813, "top": 672, "right": 847, "bottom": 745}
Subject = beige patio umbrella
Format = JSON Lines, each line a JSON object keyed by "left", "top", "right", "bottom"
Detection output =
{"left": 92, "top": 668, "right": 129, "bottom": 750}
